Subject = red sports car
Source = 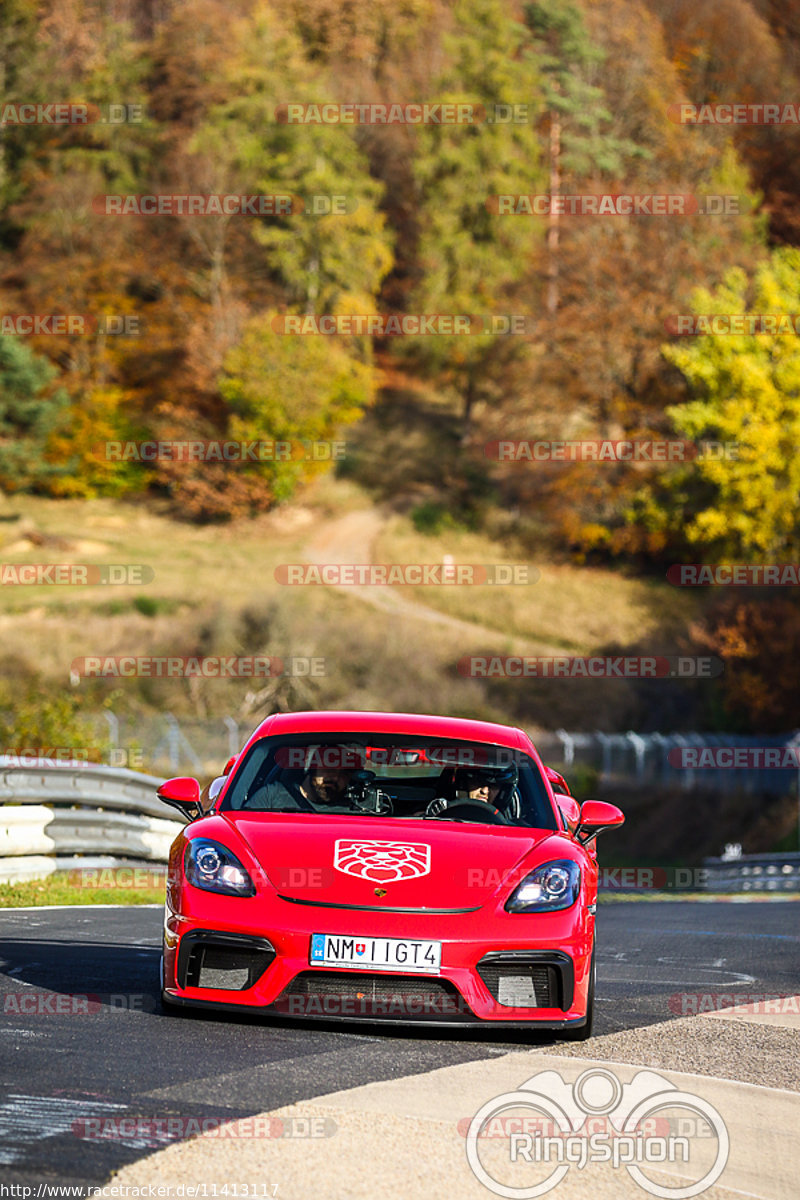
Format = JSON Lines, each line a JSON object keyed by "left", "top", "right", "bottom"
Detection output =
{"left": 158, "top": 711, "right": 623, "bottom": 1038}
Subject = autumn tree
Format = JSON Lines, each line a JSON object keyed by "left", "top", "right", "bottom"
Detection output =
{"left": 525, "top": 0, "right": 649, "bottom": 312}
{"left": 478, "top": 0, "right": 765, "bottom": 559}
{"left": 0, "top": 336, "right": 68, "bottom": 491}
{"left": 655, "top": 248, "right": 800, "bottom": 559}
{"left": 219, "top": 316, "right": 374, "bottom": 502}
{"left": 401, "top": 0, "right": 546, "bottom": 429}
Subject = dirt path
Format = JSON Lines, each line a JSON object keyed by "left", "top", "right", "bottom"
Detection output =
{"left": 303, "top": 509, "right": 535, "bottom": 650}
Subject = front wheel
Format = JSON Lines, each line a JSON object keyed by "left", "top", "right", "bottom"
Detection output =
{"left": 561, "top": 944, "right": 595, "bottom": 1042}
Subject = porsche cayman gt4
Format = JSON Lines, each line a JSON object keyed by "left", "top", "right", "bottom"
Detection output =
{"left": 157, "top": 711, "right": 623, "bottom": 1037}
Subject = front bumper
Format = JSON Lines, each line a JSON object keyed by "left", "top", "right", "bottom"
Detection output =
{"left": 163, "top": 891, "right": 594, "bottom": 1027}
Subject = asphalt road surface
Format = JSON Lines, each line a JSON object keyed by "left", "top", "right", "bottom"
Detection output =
{"left": 0, "top": 901, "right": 797, "bottom": 1191}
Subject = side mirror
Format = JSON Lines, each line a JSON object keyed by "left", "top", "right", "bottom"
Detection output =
{"left": 575, "top": 800, "right": 625, "bottom": 845}
{"left": 157, "top": 776, "right": 203, "bottom": 820}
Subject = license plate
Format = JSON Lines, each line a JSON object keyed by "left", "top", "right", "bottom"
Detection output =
{"left": 310, "top": 933, "right": 441, "bottom": 974}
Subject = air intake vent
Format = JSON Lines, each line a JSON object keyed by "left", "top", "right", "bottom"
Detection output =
{"left": 277, "top": 971, "right": 472, "bottom": 1020}
{"left": 477, "top": 952, "right": 573, "bottom": 1010}
{"left": 178, "top": 932, "right": 275, "bottom": 991}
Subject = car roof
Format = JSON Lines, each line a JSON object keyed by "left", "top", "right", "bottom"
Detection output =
{"left": 244, "top": 710, "right": 533, "bottom": 753}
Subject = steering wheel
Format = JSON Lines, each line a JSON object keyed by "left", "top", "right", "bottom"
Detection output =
{"left": 425, "top": 797, "right": 507, "bottom": 824}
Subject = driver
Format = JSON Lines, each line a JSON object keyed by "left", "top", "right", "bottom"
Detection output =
{"left": 456, "top": 768, "right": 503, "bottom": 805}
{"left": 425, "top": 763, "right": 518, "bottom": 820}
{"left": 303, "top": 762, "right": 353, "bottom": 806}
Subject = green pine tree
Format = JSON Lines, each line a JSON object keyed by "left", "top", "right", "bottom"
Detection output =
{"left": 0, "top": 336, "right": 68, "bottom": 492}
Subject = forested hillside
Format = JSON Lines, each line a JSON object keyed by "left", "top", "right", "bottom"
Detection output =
{"left": 3, "top": 0, "right": 800, "bottom": 731}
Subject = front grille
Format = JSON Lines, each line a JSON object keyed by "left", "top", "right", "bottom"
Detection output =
{"left": 274, "top": 971, "right": 472, "bottom": 1021}
{"left": 178, "top": 931, "right": 275, "bottom": 991}
{"left": 477, "top": 952, "right": 573, "bottom": 1010}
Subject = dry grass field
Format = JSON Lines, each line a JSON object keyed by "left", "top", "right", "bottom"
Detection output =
{"left": 0, "top": 478, "right": 704, "bottom": 741}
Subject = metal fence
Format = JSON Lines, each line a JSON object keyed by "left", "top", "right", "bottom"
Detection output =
{"left": 82, "top": 715, "right": 800, "bottom": 799}
{"left": 2, "top": 740, "right": 798, "bottom": 886}
{"left": 535, "top": 728, "right": 800, "bottom": 796}
{"left": 702, "top": 850, "right": 800, "bottom": 894}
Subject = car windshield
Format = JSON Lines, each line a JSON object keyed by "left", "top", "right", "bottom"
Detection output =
{"left": 220, "top": 734, "right": 557, "bottom": 829}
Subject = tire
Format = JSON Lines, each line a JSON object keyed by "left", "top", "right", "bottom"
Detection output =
{"left": 561, "top": 944, "right": 595, "bottom": 1042}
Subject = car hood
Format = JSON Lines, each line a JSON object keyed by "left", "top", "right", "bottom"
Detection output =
{"left": 219, "top": 812, "right": 562, "bottom": 910}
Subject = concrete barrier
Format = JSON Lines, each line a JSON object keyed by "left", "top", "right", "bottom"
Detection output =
{"left": 0, "top": 761, "right": 183, "bottom": 884}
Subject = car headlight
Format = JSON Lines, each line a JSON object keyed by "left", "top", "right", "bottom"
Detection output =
{"left": 505, "top": 859, "right": 581, "bottom": 913}
{"left": 185, "top": 839, "right": 255, "bottom": 897}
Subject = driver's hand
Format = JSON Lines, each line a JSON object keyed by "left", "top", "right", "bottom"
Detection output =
{"left": 425, "top": 796, "right": 449, "bottom": 817}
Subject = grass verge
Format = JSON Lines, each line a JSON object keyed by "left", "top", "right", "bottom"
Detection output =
{"left": 0, "top": 872, "right": 166, "bottom": 908}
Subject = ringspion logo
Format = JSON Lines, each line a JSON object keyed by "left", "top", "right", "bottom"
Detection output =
{"left": 465, "top": 1067, "right": 729, "bottom": 1198}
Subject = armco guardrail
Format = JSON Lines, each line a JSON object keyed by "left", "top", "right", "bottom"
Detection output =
{"left": 0, "top": 758, "right": 171, "bottom": 818}
{"left": 702, "top": 852, "right": 800, "bottom": 893}
{"left": 0, "top": 760, "right": 183, "bottom": 884}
